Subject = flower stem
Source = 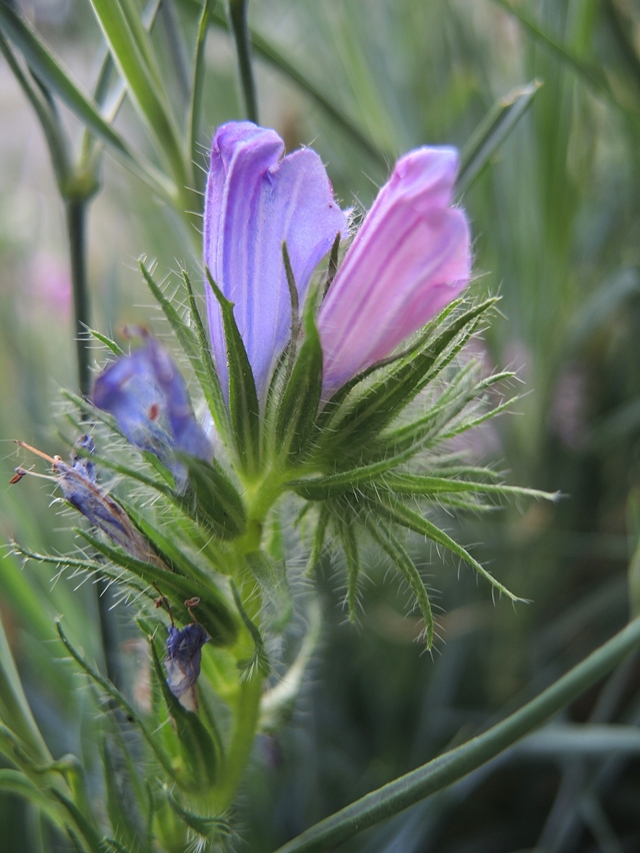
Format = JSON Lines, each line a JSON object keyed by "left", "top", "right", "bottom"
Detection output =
{"left": 272, "top": 615, "right": 640, "bottom": 853}
{"left": 228, "top": 0, "right": 259, "bottom": 123}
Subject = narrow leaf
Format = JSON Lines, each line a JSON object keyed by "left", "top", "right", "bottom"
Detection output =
{"left": 56, "top": 622, "right": 179, "bottom": 784}
{"left": 371, "top": 495, "right": 522, "bottom": 603}
{"left": 77, "top": 531, "right": 238, "bottom": 646}
{"left": 180, "top": 455, "right": 247, "bottom": 540}
{"left": 458, "top": 79, "right": 542, "bottom": 192}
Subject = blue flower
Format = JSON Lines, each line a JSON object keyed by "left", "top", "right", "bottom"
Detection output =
{"left": 93, "top": 334, "right": 212, "bottom": 488}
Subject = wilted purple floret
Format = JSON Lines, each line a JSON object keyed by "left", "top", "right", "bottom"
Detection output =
{"left": 93, "top": 337, "right": 212, "bottom": 484}
{"left": 317, "top": 147, "right": 471, "bottom": 396}
{"left": 164, "top": 622, "right": 209, "bottom": 699}
{"left": 203, "top": 121, "right": 348, "bottom": 400}
{"left": 54, "top": 435, "right": 155, "bottom": 561}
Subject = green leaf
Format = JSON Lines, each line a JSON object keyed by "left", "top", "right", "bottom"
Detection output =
{"left": 370, "top": 494, "right": 523, "bottom": 603}
{"left": 56, "top": 622, "right": 179, "bottom": 785}
{"left": 86, "top": 0, "right": 186, "bottom": 185}
{"left": 271, "top": 615, "right": 640, "bottom": 853}
{"left": 180, "top": 455, "right": 247, "bottom": 540}
{"left": 0, "top": 771, "right": 65, "bottom": 828}
{"left": 0, "top": 3, "right": 172, "bottom": 198}
{"left": 366, "top": 521, "right": 434, "bottom": 648}
{"left": 102, "top": 739, "right": 142, "bottom": 851}
{"left": 385, "top": 474, "right": 559, "bottom": 503}
{"left": 0, "top": 611, "right": 51, "bottom": 764}
{"left": 77, "top": 531, "right": 238, "bottom": 646}
{"left": 49, "top": 790, "right": 103, "bottom": 853}
{"left": 274, "top": 302, "right": 324, "bottom": 463}
{"left": 206, "top": 270, "right": 261, "bottom": 476}
{"left": 149, "top": 639, "right": 219, "bottom": 792}
{"left": 458, "top": 79, "right": 542, "bottom": 192}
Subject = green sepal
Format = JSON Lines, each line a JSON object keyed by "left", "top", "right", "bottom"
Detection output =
{"left": 206, "top": 270, "right": 261, "bottom": 476}
{"left": 334, "top": 514, "right": 360, "bottom": 620}
{"left": 165, "top": 789, "right": 231, "bottom": 839}
{"left": 246, "top": 550, "right": 293, "bottom": 632}
{"left": 77, "top": 531, "right": 238, "bottom": 646}
{"left": 230, "top": 580, "right": 270, "bottom": 679}
{"left": 180, "top": 455, "right": 247, "bottom": 540}
{"left": 140, "top": 262, "right": 231, "bottom": 448}
{"left": 180, "top": 269, "right": 231, "bottom": 447}
{"left": 274, "top": 299, "right": 324, "bottom": 463}
{"left": 318, "top": 298, "right": 498, "bottom": 458}
{"left": 369, "top": 493, "right": 524, "bottom": 603}
{"left": 384, "top": 473, "right": 559, "bottom": 503}
{"left": 149, "top": 638, "right": 219, "bottom": 793}
{"left": 287, "top": 455, "right": 413, "bottom": 500}
{"left": 366, "top": 520, "right": 435, "bottom": 649}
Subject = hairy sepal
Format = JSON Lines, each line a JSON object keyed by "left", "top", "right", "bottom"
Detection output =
{"left": 179, "top": 455, "right": 247, "bottom": 540}
{"left": 206, "top": 270, "right": 261, "bottom": 477}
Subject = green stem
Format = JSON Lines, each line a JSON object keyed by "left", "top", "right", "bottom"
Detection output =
{"left": 272, "top": 615, "right": 640, "bottom": 853}
{"left": 228, "top": 0, "right": 258, "bottom": 123}
{"left": 213, "top": 671, "right": 263, "bottom": 811}
{"left": 64, "top": 198, "right": 91, "bottom": 399}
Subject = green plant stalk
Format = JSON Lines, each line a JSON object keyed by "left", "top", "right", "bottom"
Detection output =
{"left": 228, "top": 0, "right": 259, "bottom": 123}
{"left": 64, "top": 199, "right": 92, "bottom": 400}
{"left": 272, "top": 615, "right": 640, "bottom": 853}
{"left": 213, "top": 670, "right": 263, "bottom": 811}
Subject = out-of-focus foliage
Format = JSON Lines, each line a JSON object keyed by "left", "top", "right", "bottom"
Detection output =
{"left": 2, "top": 0, "right": 640, "bottom": 850}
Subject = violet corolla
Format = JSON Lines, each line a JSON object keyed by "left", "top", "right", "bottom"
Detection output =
{"left": 203, "top": 122, "right": 471, "bottom": 401}
{"left": 203, "top": 121, "right": 348, "bottom": 400}
{"left": 93, "top": 333, "right": 212, "bottom": 489}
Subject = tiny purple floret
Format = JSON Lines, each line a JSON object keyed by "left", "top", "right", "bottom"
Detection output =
{"left": 93, "top": 336, "right": 212, "bottom": 485}
{"left": 317, "top": 147, "right": 471, "bottom": 396}
{"left": 203, "top": 121, "right": 348, "bottom": 400}
{"left": 164, "top": 622, "right": 209, "bottom": 699}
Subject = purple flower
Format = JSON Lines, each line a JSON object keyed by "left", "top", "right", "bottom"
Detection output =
{"left": 93, "top": 335, "right": 212, "bottom": 486}
{"left": 164, "top": 622, "right": 209, "bottom": 700}
{"left": 203, "top": 121, "right": 348, "bottom": 400}
{"left": 317, "top": 147, "right": 471, "bottom": 396}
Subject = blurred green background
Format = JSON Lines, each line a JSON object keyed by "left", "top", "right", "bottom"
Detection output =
{"left": 3, "top": 0, "right": 640, "bottom": 850}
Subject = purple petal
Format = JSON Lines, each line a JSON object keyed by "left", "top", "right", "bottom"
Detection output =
{"left": 93, "top": 338, "right": 213, "bottom": 477}
{"left": 204, "top": 121, "right": 348, "bottom": 400}
{"left": 318, "top": 147, "right": 471, "bottom": 396}
{"left": 164, "top": 623, "right": 209, "bottom": 698}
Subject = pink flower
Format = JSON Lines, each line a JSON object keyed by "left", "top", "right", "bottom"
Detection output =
{"left": 317, "top": 147, "right": 471, "bottom": 396}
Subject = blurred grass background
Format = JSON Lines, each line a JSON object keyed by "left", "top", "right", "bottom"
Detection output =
{"left": 3, "top": 0, "right": 640, "bottom": 850}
